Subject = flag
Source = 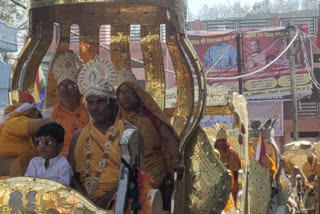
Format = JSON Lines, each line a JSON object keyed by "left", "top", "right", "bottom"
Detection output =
{"left": 317, "top": 8, "right": 320, "bottom": 48}
{"left": 32, "top": 66, "right": 46, "bottom": 108}
{"left": 255, "top": 128, "right": 266, "bottom": 166}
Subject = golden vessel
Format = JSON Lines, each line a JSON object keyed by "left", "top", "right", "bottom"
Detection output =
{"left": 4, "top": 0, "right": 268, "bottom": 213}
{"left": 10, "top": 0, "right": 205, "bottom": 149}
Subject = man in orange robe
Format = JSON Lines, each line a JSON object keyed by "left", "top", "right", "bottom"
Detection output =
{"left": 43, "top": 50, "right": 89, "bottom": 156}
{"left": 214, "top": 128, "right": 241, "bottom": 202}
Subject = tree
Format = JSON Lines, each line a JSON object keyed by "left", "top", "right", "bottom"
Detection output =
{"left": 187, "top": 8, "right": 195, "bottom": 21}
{"left": 301, "top": 0, "right": 319, "bottom": 10}
{"left": 232, "top": 1, "right": 250, "bottom": 17}
{"left": 196, "top": 1, "right": 250, "bottom": 20}
{"left": 0, "top": 0, "right": 28, "bottom": 64}
{"left": 272, "top": 0, "right": 300, "bottom": 13}
{"left": 0, "top": 0, "right": 28, "bottom": 27}
{"left": 197, "top": 4, "right": 211, "bottom": 20}
{"left": 251, "top": 0, "right": 273, "bottom": 14}
{"left": 216, "top": 4, "right": 233, "bottom": 18}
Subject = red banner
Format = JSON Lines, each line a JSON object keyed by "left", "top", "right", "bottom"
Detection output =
{"left": 188, "top": 28, "right": 313, "bottom": 100}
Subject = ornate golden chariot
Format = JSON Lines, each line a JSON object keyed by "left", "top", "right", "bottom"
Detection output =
{"left": 0, "top": 0, "right": 270, "bottom": 213}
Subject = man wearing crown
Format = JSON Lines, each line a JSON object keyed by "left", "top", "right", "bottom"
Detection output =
{"left": 214, "top": 126, "right": 241, "bottom": 203}
{"left": 42, "top": 50, "right": 89, "bottom": 156}
{"left": 68, "top": 56, "right": 142, "bottom": 209}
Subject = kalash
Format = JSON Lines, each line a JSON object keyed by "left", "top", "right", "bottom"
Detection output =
{"left": 0, "top": 0, "right": 262, "bottom": 213}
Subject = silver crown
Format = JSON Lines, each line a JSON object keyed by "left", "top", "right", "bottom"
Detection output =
{"left": 78, "top": 56, "right": 117, "bottom": 99}
{"left": 53, "top": 50, "right": 83, "bottom": 84}
{"left": 114, "top": 66, "right": 138, "bottom": 88}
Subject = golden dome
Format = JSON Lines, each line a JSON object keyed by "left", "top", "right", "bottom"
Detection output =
{"left": 30, "top": 0, "right": 177, "bottom": 9}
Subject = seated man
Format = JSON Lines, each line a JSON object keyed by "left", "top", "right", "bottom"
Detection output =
{"left": 43, "top": 50, "right": 89, "bottom": 156}
{"left": 214, "top": 127, "right": 241, "bottom": 202}
{"left": 69, "top": 56, "right": 143, "bottom": 209}
{"left": 0, "top": 103, "right": 54, "bottom": 177}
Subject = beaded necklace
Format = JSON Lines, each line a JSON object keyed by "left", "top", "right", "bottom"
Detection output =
{"left": 84, "top": 125, "right": 115, "bottom": 196}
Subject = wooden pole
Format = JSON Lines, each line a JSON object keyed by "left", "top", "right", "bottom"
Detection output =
{"left": 288, "top": 19, "right": 298, "bottom": 140}
{"left": 236, "top": 33, "right": 243, "bottom": 94}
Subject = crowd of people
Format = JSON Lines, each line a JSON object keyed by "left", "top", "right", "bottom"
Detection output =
{"left": 265, "top": 146, "right": 320, "bottom": 214}
{"left": 0, "top": 50, "right": 184, "bottom": 211}
{"left": 212, "top": 123, "right": 320, "bottom": 214}
{"left": 0, "top": 49, "right": 319, "bottom": 213}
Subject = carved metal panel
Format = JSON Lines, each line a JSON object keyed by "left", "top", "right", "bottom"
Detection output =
{"left": 0, "top": 177, "right": 110, "bottom": 214}
{"left": 248, "top": 158, "right": 271, "bottom": 214}
{"left": 179, "top": 127, "right": 231, "bottom": 214}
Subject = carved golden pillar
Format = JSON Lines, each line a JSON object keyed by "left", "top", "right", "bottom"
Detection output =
{"left": 166, "top": 27, "right": 194, "bottom": 137}
{"left": 46, "top": 24, "right": 71, "bottom": 107}
{"left": 141, "top": 25, "right": 166, "bottom": 110}
{"left": 9, "top": 22, "right": 41, "bottom": 104}
{"left": 10, "top": 1, "right": 228, "bottom": 213}
{"left": 110, "top": 24, "right": 131, "bottom": 70}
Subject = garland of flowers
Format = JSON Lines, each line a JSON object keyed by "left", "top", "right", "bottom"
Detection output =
{"left": 84, "top": 125, "right": 115, "bottom": 196}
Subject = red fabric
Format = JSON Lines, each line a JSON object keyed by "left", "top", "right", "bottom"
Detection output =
{"left": 18, "top": 91, "right": 35, "bottom": 104}
{"left": 137, "top": 168, "right": 153, "bottom": 214}
{"left": 317, "top": 11, "right": 320, "bottom": 48}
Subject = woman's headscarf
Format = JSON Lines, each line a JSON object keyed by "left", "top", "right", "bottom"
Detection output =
{"left": 116, "top": 81, "right": 177, "bottom": 137}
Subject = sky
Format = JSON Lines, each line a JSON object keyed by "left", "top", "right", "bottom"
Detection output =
{"left": 188, "top": 0, "right": 255, "bottom": 16}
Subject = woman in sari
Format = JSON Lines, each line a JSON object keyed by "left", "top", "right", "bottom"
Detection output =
{"left": 116, "top": 81, "right": 184, "bottom": 211}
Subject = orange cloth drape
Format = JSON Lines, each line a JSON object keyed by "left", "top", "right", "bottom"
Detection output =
{"left": 0, "top": 115, "right": 43, "bottom": 176}
{"left": 219, "top": 146, "right": 241, "bottom": 202}
{"left": 224, "top": 170, "right": 235, "bottom": 212}
{"left": 52, "top": 102, "right": 89, "bottom": 155}
{"left": 0, "top": 116, "right": 38, "bottom": 157}
{"left": 302, "top": 154, "right": 320, "bottom": 186}
{"left": 74, "top": 120, "right": 124, "bottom": 199}
{"left": 117, "top": 81, "right": 178, "bottom": 188}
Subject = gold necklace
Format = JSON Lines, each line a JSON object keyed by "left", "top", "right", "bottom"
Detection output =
{"left": 84, "top": 125, "right": 115, "bottom": 196}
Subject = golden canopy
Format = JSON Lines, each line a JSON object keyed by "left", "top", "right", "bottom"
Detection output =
{"left": 9, "top": 0, "right": 212, "bottom": 212}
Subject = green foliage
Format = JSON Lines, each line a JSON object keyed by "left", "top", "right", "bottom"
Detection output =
{"left": 195, "top": 0, "right": 319, "bottom": 20}
{"left": 301, "top": 0, "right": 319, "bottom": 10}
{"left": 0, "top": 0, "right": 28, "bottom": 27}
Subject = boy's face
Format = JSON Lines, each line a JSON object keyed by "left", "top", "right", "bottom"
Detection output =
{"left": 35, "top": 136, "right": 63, "bottom": 160}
